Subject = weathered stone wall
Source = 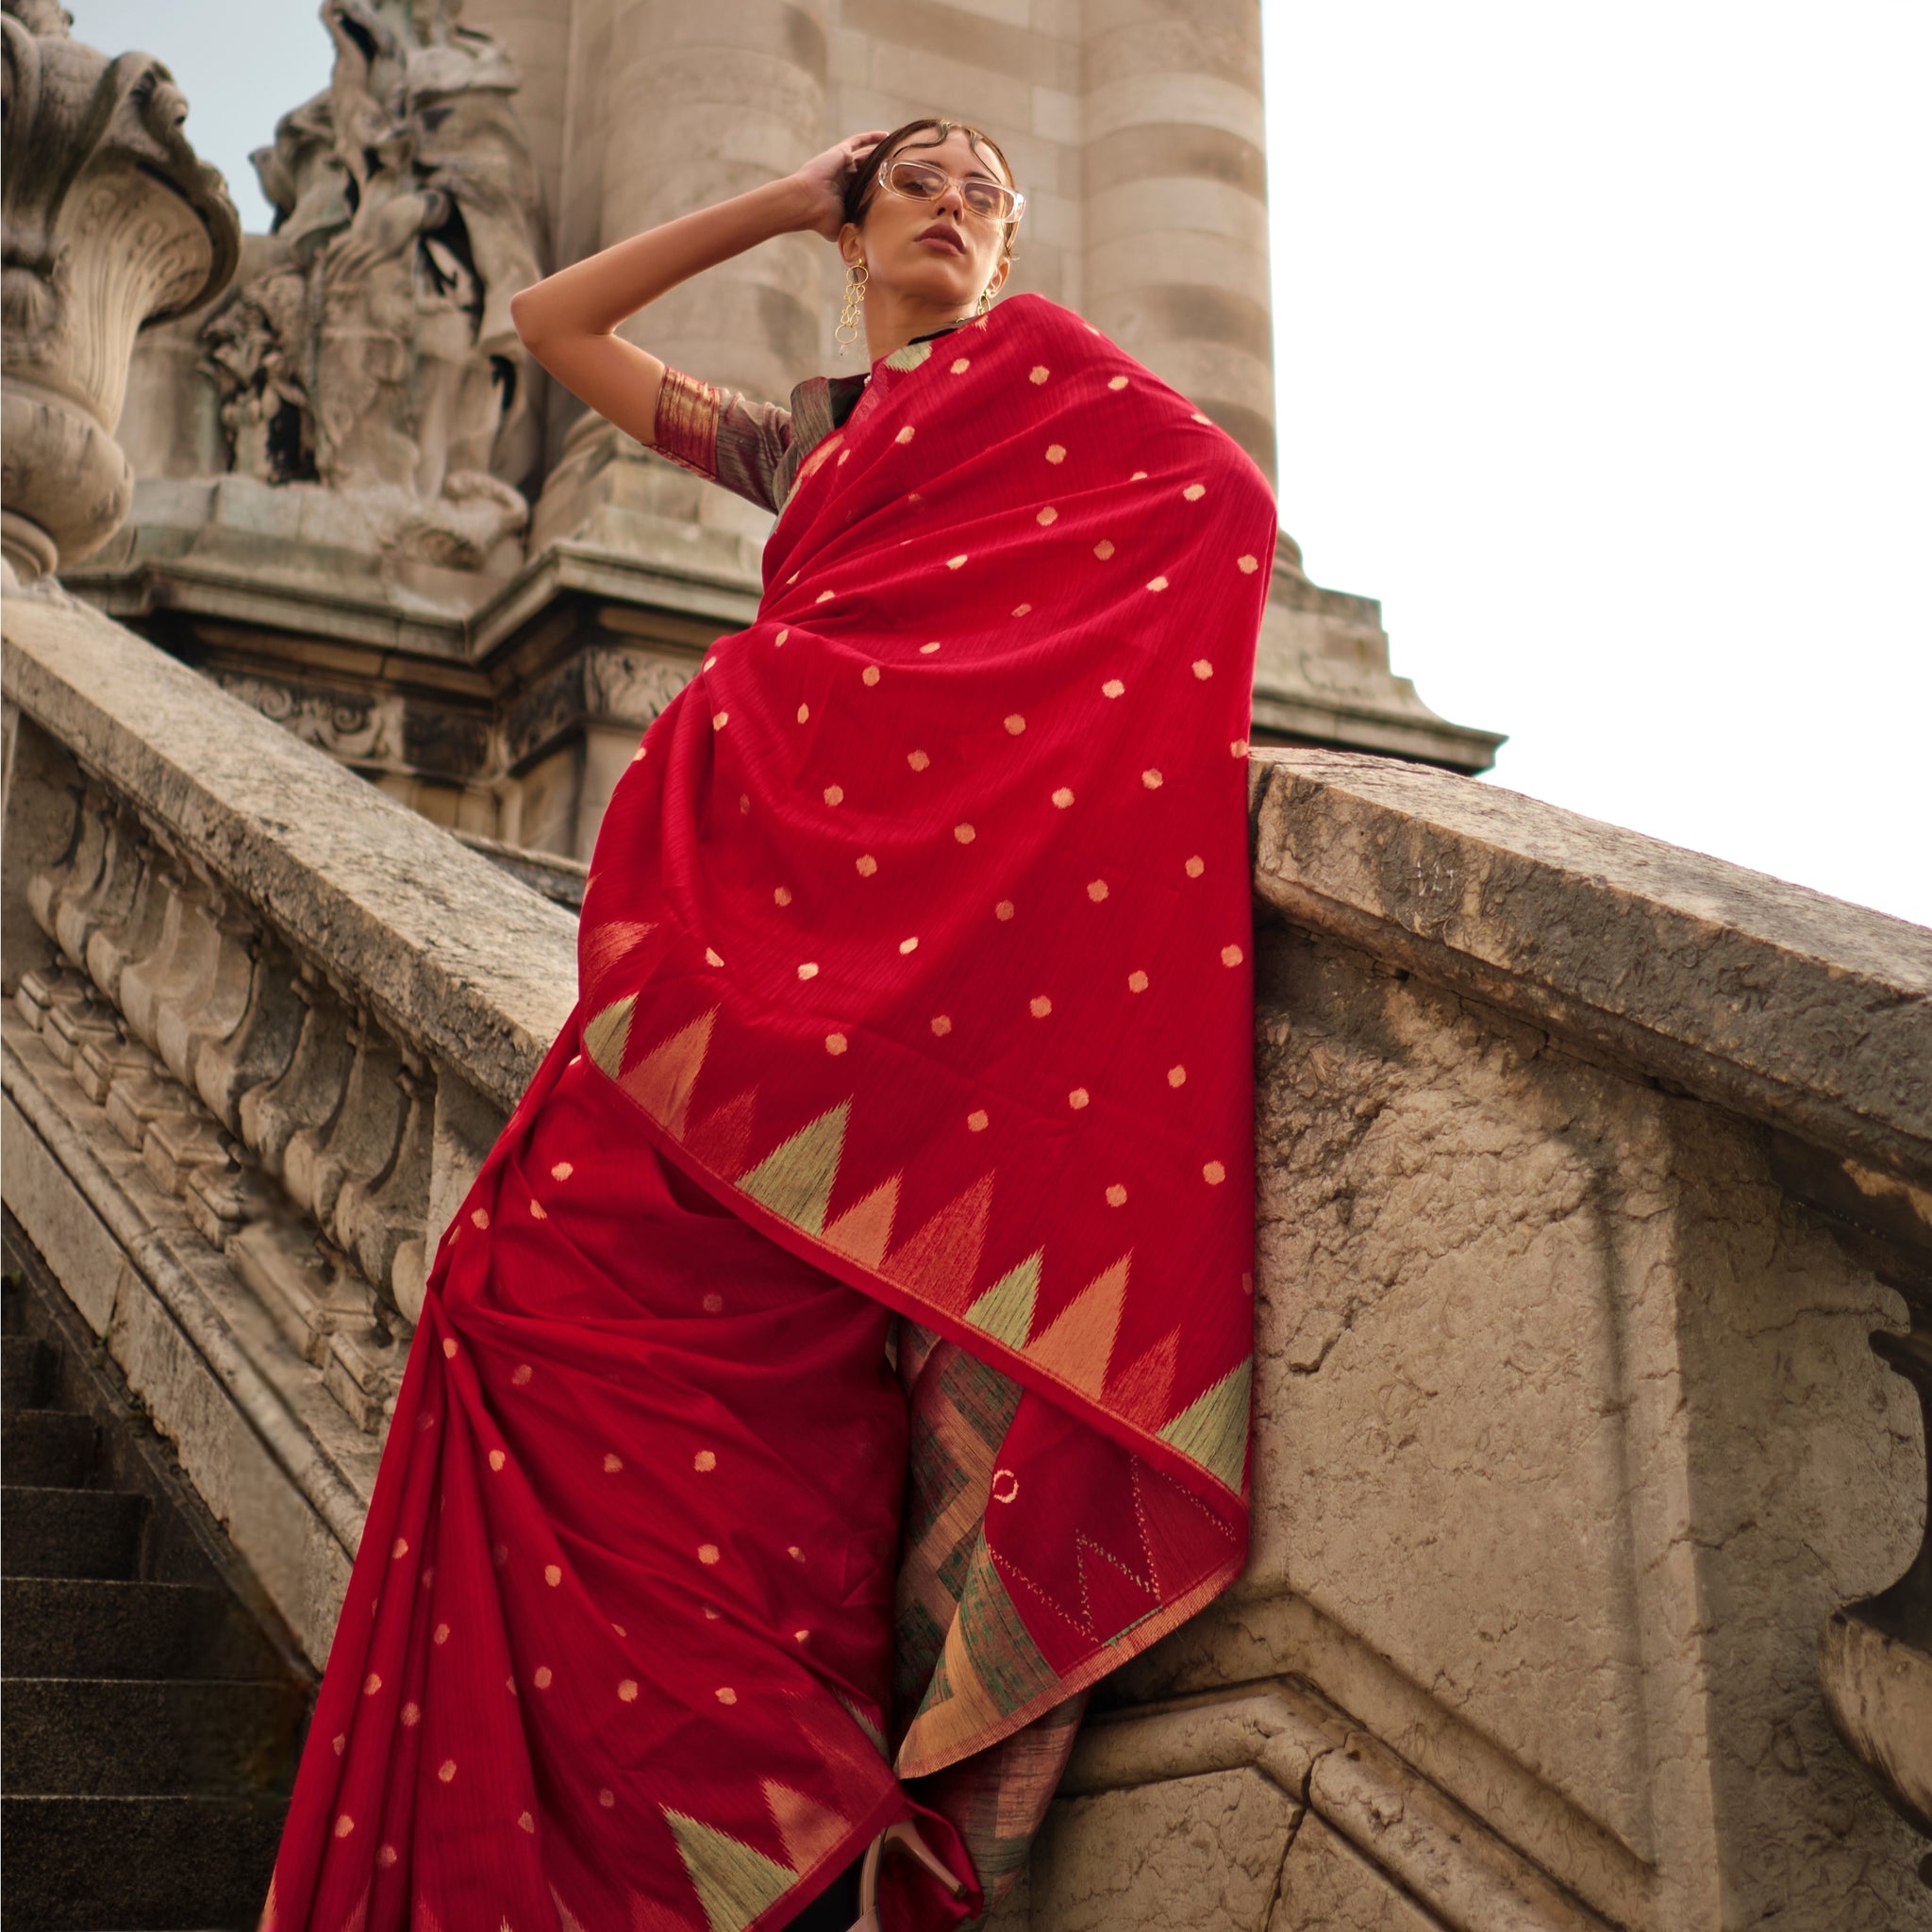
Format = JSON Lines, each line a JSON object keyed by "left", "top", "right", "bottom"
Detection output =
{"left": 993, "top": 754, "right": 1932, "bottom": 1930}
{"left": 7, "top": 604, "right": 1924, "bottom": 1926}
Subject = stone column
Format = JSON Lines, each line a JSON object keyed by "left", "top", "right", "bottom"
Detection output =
{"left": 0, "top": 0, "right": 239, "bottom": 585}
{"left": 570, "top": 0, "right": 829, "bottom": 415}
{"left": 1080, "top": 0, "right": 1276, "bottom": 487}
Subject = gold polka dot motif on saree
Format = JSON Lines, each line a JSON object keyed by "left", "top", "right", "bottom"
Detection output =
{"left": 1087, "top": 879, "right": 1108, "bottom": 901}
{"left": 967, "top": 1109, "right": 990, "bottom": 1132}
{"left": 825, "top": 1031, "right": 848, "bottom": 1055}
{"left": 1037, "top": 506, "right": 1058, "bottom": 525}
{"left": 1045, "top": 444, "right": 1065, "bottom": 464}
{"left": 1186, "top": 855, "right": 1206, "bottom": 877}
{"left": 861, "top": 665, "right": 881, "bottom": 686}
{"left": 1029, "top": 366, "right": 1050, "bottom": 384}
{"left": 855, "top": 854, "right": 877, "bottom": 875}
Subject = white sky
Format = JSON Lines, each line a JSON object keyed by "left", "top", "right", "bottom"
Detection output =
{"left": 69, "top": 2, "right": 1932, "bottom": 929}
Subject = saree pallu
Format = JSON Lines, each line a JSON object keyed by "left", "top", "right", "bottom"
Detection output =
{"left": 263, "top": 294, "right": 1275, "bottom": 1932}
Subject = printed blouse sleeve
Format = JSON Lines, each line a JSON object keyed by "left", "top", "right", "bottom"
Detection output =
{"left": 652, "top": 365, "right": 793, "bottom": 515}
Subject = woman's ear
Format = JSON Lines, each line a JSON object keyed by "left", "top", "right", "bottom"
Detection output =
{"left": 838, "top": 222, "right": 865, "bottom": 269}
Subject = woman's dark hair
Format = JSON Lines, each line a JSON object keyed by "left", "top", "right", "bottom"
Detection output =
{"left": 841, "top": 118, "right": 1022, "bottom": 265}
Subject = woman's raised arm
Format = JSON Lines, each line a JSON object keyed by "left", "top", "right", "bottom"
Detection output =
{"left": 508, "top": 133, "right": 887, "bottom": 447}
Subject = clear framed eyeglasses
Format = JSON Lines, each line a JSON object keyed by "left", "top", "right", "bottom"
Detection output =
{"left": 876, "top": 157, "right": 1026, "bottom": 225}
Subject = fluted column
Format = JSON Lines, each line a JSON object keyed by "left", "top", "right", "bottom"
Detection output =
{"left": 1080, "top": 0, "right": 1275, "bottom": 487}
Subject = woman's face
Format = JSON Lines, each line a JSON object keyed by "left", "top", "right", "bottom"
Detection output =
{"left": 843, "top": 126, "right": 1012, "bottom": 315}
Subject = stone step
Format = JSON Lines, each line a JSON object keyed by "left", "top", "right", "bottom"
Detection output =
{"left": 3, "top": 1407, "right": 101, "bottom": 1487}
{"left": 2, "top": 1331, "right": 53, "bottom": 1407}
{"left": 2, "top": 1791, "right": 287, "bottom": 1928}
{"left": 2, "top": 1484, "right": 149, "bottom": 1578}
{"left": 2, "top": 1576, "right": 286, "bottom": 1681}
{"left": 4, "top": 1676, "right": 308, "bottom": 1796}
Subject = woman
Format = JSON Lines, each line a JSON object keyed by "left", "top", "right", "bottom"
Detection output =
{"left": 262, "top": 121, "right": 1273, "bottom": 1932}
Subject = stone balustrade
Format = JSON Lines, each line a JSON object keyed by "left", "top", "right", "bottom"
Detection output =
{"left": 3, "top": 590, "right": 574, "bottom": 1650}
{"left": 4, "top": 590, "right": 1927, "bottom": 1928}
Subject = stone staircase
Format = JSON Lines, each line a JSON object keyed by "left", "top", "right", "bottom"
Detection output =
{"left": 1, "top": 1219, "right": 312, "bottom": 1929}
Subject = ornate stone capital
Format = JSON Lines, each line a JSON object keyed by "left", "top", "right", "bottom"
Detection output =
{"left": 0, "top": 0, "right": 239, "bottom": 582}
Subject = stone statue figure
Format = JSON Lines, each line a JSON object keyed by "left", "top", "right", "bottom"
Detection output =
{"left": 201, "top": 0, "right": 543, "bottom": 574}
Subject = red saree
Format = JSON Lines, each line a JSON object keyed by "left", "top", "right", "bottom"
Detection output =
{"left": 262, "top": 294, "right": 1274, "bottom": 1932}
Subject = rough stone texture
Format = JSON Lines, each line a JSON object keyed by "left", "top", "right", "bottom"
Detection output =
{"left": 1054, "top": 753, "right": 1928, "bottom": 1930}
{"left": 1027, "top": 1769, "right": 1302, "bottom": 1932}
{"left": 2, "top": 593, "right": 575, "bottom": 1114}
{"left": 1248, "top": 750, "right": 1932, "bottom": 1185}
{"left": 1273, "top": 1818, "right": 1445, "bottom": 1932}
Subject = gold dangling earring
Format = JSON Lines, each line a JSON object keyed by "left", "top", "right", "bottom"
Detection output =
{"left": 976, "top": 279, "right": 997, "bottom": 315}
{"left": 836, "top": 260, "right": 869, "bottom": 356}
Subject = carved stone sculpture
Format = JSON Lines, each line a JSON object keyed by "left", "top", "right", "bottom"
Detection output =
{"left": 0, "top": 0, "right": 239, "bottom": 584}
{"left": 199, "top": 0, "right": 544, "bottom": 575}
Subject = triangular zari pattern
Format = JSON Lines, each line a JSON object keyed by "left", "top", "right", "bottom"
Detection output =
{"left": 736, "top": 1101, "right": 849, "bottom": 1238}
{"left": 661, "top": 1809, "right": 795, "bottom": 1932}
{"left": 1158, "top": 1357, "right": 1252, "bottom": 1495}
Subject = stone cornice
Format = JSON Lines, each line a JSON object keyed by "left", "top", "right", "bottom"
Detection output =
{"left": 1249, "top": 749, "right": 1932, "bottom": 1190}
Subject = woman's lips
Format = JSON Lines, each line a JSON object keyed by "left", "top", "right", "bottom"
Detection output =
{"left": 916, "top": 227, "right": 965, "bottom": 256}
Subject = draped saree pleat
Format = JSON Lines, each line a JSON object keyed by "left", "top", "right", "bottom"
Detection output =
{"left": 262, "top": 293, "right": 1275, "bottom": 1932}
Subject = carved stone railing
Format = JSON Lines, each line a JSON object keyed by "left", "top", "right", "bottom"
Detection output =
{"left": 1001, "top": 757, "right": 1931, "bottom": 1930}
{"left": 3, "top": 588, "right": 572, "bottom": 1651}
{"left": 5, "top": 589, "right": 1927, "bottom": 1929}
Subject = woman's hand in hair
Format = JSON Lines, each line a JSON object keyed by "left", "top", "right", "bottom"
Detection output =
{"left": 790, "top": 131, "right": 890, "bottom": 242}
